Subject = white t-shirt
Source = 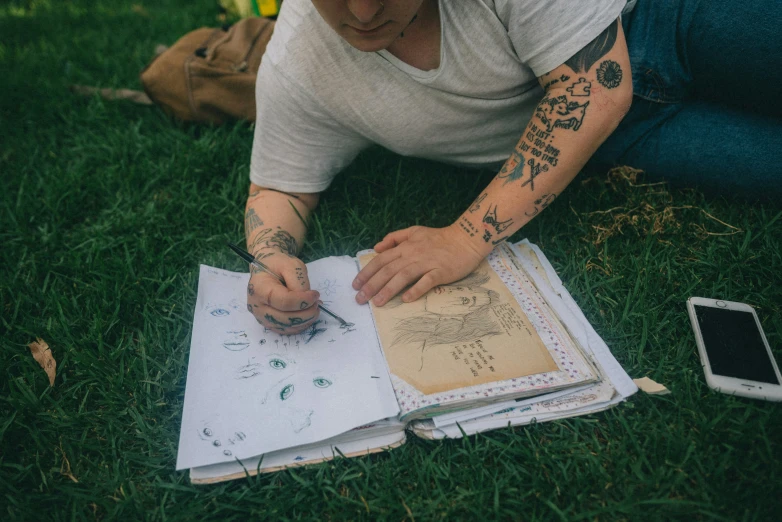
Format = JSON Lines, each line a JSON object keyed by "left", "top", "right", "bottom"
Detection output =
{"left": 251, "top": 0, "right": 630, "bottom": 193}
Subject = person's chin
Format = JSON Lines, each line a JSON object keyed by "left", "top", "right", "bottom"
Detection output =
{"left": 342, "top": 27, "right": 397, "bottom": 52}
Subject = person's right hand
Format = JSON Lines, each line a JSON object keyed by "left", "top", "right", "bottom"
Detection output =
{"left": 246, "top": 250, "right": 321, "bottom": 335}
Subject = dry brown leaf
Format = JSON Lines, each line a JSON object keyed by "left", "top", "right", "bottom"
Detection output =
{"left": 28, "top": 338, "right": 56, "bottom": 386}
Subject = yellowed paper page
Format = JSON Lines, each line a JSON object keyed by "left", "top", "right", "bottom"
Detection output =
{"left": 359, "top": 255, "right": 558, "bottom": 395}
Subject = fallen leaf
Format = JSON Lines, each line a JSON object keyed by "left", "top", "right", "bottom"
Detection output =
{"left": 28, "top": 338, "right": 56, "bottom": 386}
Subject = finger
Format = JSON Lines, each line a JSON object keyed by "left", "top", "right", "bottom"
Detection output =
{"left": 277, "top": 259, "right": 311, "bottom": 291}
{"left": 374, "top": 226, "right": 418, "bottom": 253}
{"left": 371, "top": 262, "right": 429, "bottom": 307}
{"left": 248, "top": 275, "right": 319, "bottom": 312}
{"left": 402, "top": 270, "right": 444, "bottom": 303}
{"left": 352, "top": 248, "right": 403, "bottom": 291}
{"left": 357, "top": 257, "right": 414, "bottom": 305}
{"left": 251, "top": 303, "right": 320, "bottom": 335}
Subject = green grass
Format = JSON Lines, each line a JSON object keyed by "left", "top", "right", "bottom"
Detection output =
{"left": 1, "top": 1, "right": 781, "bottom": 520}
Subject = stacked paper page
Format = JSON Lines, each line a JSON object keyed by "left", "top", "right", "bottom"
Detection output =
{"left": 176, "top": 257, "right": 399, "bottom": 470}
{"left": 411, "top": 241, "right": 638, "bottom": 439}
{"left": 360, "top": 244, "right": 599, "bottom": 420}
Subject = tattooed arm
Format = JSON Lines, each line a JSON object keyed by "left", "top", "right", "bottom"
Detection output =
{"left": 354, "top": 19, "right": 632, "bottom": 306}
{"left": 244, "top": 183, "right": 322, "bottom": 334}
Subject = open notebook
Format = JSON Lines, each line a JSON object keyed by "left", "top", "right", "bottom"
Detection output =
{"left": 177, "top": 242, "right": 636, "bottom": 484}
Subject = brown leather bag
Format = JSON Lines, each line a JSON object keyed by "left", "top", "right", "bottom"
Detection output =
{"left": 140, "top": 17, "right": 275, "bottom": 124}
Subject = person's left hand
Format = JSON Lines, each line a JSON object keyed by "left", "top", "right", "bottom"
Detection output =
{"left": 352, "top": 224, "right": 487, "bottom": 306}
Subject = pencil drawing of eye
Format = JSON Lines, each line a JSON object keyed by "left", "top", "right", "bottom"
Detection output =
{"left": 223, "top": 450, "right": 232, "bottom": 456}
{"left": 269, "top": 358, "right": 287, "bottom": 370}
{"left": 203, "top": 428, "right": 212, "bottom": 437}
{"left": 280, "top": 384, "right": 294, "bottom": 401}
{"left": 210, "top": 308, "right": 229, "bottom": 317}
{"left": 312, "top": 378, "right": 332, "bottom": 388}
{"left": 212, "top": 440, "right": 221, "bottom": 447}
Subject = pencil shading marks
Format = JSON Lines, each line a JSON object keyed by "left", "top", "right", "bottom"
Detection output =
{"left": 223, "top": 330, "right": 250, "bottom": 351}
{"left": 304, "top": 321, "right": 327, "bottom": 344}
{"left": 340, "top": 322, "right": 356, "bottom": 334}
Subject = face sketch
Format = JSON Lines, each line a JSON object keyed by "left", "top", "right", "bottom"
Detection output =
{"left": 310, "top": 0, "right": 425, "bottom": 52}
{"left": 255, "top": 353, "right": 335, "bottom": 433}
{"left": 197, "top": 424, "right": 247, "bottom": 457}
{"left": 424, "top": 286, "right": 492, "bottom": 316}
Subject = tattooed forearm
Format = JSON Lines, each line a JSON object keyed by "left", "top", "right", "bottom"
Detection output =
{"left": 246, "top": 226, "right": 298, "bottom": 256}
{"left": 542, "top": 74, "right": 570, "bottom": 91}
{"left": 525, "top": 193, "right": 557, "bottom": 217}
{"left": 564, "top": 19, "right": 618, "bottom": 73}
{"left": 268, "top": 229, "right": 298, "bottom": 256}
{"left": 468, "top": 193, "right": 487, "bottom": 213}
{"left": 482, "top": 205, "right": 513, "bottom": 235}
{"left": 497, "top": 150, "right": 525, "bottom": 185}
{"left": 536, "top": 94, "right": 589, "bottom": 133}
{"left": 244, "top": 208, "right": 264, "bottom": 233}
{"left": 596, "top": 60, "right": 623, "bottom": 89}
{"left": 457, "top": 216, "right": 479, "bottom": 238}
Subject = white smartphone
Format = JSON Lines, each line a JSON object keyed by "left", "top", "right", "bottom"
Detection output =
{"left": 687, "top": 297, "right": 782, "bottom": 401}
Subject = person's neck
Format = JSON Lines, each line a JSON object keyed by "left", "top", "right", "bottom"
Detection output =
{"left": 385, "top": 0, "right": 441, "bottom": 71}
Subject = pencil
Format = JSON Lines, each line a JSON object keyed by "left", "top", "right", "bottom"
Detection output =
{"left": 226, "top": 242, "right": 352, "bottom": 328}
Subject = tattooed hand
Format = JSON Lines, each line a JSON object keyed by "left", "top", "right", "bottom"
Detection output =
{"left": 246, "top": 251, "right": 321, "bottom": 335}
{"left": 353, "top": 224, "right": 486, "bottom": 306}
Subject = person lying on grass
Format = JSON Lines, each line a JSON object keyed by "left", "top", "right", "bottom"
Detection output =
{"left": 243, "top": 0, "right": 633, "bottom": 334}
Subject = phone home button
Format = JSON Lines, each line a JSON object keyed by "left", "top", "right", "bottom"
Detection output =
{"left": 716, "top": 300, "right": 727, "bottom": 308}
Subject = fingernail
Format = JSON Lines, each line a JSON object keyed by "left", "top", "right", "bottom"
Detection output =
{"left": 356, "top": 291, "right": 366, "bottom": 303}
{"left": 313, "top": 291, "right": 320, "bottom": 299}
{"left": 352, "top": 278, "right": 361, "bottom": 290}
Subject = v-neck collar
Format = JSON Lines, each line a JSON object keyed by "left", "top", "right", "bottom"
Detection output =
{"left": 375, "top": 0, "right": 445, "bottom": 81}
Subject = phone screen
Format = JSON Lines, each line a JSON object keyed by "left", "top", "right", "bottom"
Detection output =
{"left": 694, "top": 306, "right": 779, "bottom": 384}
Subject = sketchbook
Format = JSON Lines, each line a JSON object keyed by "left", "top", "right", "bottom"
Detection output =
{"left": 179, "top": 241, "right": 637, "bottom": 484}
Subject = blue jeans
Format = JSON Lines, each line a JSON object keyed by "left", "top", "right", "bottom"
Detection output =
{"left": 589, "top": 0, "right": 782, "bottom": 196}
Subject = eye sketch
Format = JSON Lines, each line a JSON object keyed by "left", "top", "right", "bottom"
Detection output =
{"left": 205, "top": 299, "right": 242, "bottom": 317}
{"left": 257, "top": 371, "right": 336, "bottom": 433}
{"left": 223, "top": 330, "right": 250, "bottom": 351}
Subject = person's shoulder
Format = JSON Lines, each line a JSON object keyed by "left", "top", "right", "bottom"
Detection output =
{"left": 264, "top": 0, "right": 339, "bottom": 68}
